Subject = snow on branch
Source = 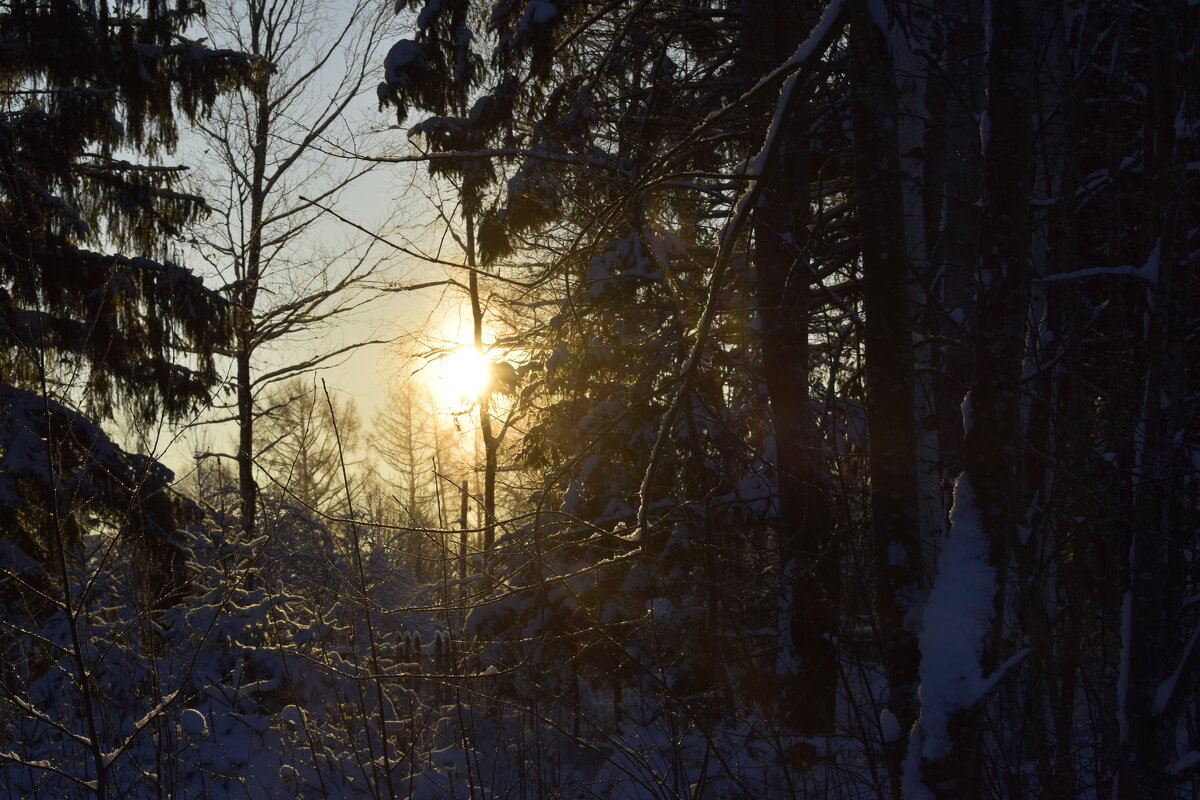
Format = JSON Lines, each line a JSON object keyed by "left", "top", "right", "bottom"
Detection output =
{"left": 1035, "top": 264, "right": 1156, "bottom": 286}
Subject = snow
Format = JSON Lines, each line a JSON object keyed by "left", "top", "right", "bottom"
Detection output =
{"left": 1153, "top": 623, "right": 1199, "bottom": 716}
{"left": 416, "top": 0, "right": 441, "bottom": 28}
{"left": 0, "top": 539, "right": 44, "bottom": 577}
{"left": 1142, "top": 237, "right": 1161, "bottom": 288}
{"left": 519, "top": 0, "right": 557, "bottom": 30}
{"left": 1171, "top": 752, "right": 1200, "bottom": 776}
{"left": 737, "top": 0, "right": 847, "bottom": 183}
{"left": 585, "top": 230, "right": 678, "bottom": 297}
{"left": 612, "top": 521, "right": 641, "bottom": 543}
{"left": 903, "top": 473, "right": 997, "bottom": 795}
{"left": 180, "top": 708, "right": 208, "bottom": 737}
{"left": 384, "top": 40, "right": 424, "bottom": 86}
{"left": 867, "top": 0, "right": 890, "bottom": 40}
{"left": 914, "top": 473, "right": 996, "bottom": 758}
{"left": 1035, "top": 259, "right": 1158, "bottom": 287}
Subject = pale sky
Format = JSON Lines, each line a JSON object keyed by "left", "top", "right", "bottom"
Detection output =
{"left": 133, "top": 0, "right": 504, "bottom": 485}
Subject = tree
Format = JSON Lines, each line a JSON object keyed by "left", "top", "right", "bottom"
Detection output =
{"left": 381, "top": 0, "right": 855, "bottom": 740}
{"left": 0, "top": 0, "right": 251, "bottom": 792}
{"left": 1116, "top": 2, "right": 1197, "bottom": 794}
{"left": 906, "top": 0, "right": 1036, "bottom": 794}
{"left": 188, "top": 0, "right": 395, "bottom": 542}
{"left": 847, "top": 0, "right": 921, "bottom": 766}
{"left": 377, "top": 0, "right": 1200, "bottom": 796}
{"left": 372, "top": 373, "right": 443, "bottom": 527}
{"left": 254, "top": 377, "right": 365, "bottom": 518}
{"left": 743, "top": 0, "right": 844, "bottom": 736}
{"left": 0, "top": 0, "right": 250, "bottom": 597}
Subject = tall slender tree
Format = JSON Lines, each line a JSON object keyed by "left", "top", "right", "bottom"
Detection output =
{"left": 848, "top": 0, "right": 922, "bottom": 769}
{"left": 190, "top": 0, "right": 394, "bottom": 541}
{"left": 743, "top": 0, "right": 842, "bottom": 737}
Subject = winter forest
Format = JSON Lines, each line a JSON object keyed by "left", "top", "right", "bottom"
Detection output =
{"left": 0, "top": 0, "right": 1197, "bottom": 797}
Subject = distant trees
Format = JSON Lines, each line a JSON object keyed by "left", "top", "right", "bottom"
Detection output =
{"left": 372, "top": 375, "right": 444, "bottom": 528}
{"left": 255, "top": 377, "right": 366, "bottom": 519}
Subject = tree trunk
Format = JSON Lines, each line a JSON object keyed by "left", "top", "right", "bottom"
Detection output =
{"left": 918, "top": 0, "right": 1036, "bottom": 794}
{"left": 1028, "top": 10, "right": 1081, "bottom": 794}
{"left": 745, "top": 0, "right": 838, "bottom": 738}
{"left": 848, "top": 0, "right": 922, "bottom": 782}
{"left": 931, "top": 0, "right": 983, "bottom": 535}
{"left": 466, "top": 213, "right": 498, "bottom": 551}
{"left": 237, "top": 57, "right": 270, "bottom": 544}
{"left": 1119, "top": 3, "right": 1192, "bottom": 794}
{"left": 459, "top": 478, "right": 469, "bottom": 581}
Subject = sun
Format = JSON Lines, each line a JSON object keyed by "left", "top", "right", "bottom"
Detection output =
{"left": 433, "top": 346, "right": 492, "bottom": 408}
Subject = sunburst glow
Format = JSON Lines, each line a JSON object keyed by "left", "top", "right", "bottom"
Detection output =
{"left": 433, "top": 346, "right": 491, "bottom": 407}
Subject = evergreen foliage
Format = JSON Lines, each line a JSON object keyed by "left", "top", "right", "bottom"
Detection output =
{"left": 0, "top": 0, "right": 253, "bottom": 588}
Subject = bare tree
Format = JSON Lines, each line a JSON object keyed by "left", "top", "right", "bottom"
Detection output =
{"left": 187, "top": 0, "right": 398, "bottom": 540}
{"left": 372, "top": 371, "right": 449, "bottom": 526}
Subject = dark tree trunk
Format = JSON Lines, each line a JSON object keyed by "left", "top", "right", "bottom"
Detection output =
{"left": 1030, "top": 10, "right": 1082, "bottom": 794}
{"left": 848, "top": 0, "right": 922, "bottom": 783}
{"left": 1119, "top": 2, "right": 1193, "bottom": 794}
{"left": 745, "top": 0, "right": 838, "bottom": 737}
{"left": 236, "top": 342, "right": 257, "bottom": 541}
{"left": 930, "top": 0, "right": 983, "bottom": 525}
{"left": 920, "top": 0, "right": 1036, "bottom": 794}
{"left": 237, "top": 60, "right": 270, "bottom": 545}
{"left": 466, "top": 213, "right": 498, "bottom": 552}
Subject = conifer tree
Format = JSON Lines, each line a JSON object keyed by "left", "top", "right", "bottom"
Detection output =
{"left": 0, "top": 0, "right": 251, "bottom": 599}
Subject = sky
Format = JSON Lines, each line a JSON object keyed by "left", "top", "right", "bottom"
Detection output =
{"left": 156, "top": 185, "right": 473, "bottom": 481}
{"left": 125, "top": 0, "right": 509, "bottom": 485}
{"left": 154, "top": 125, "right": 475, "bottom": 481}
